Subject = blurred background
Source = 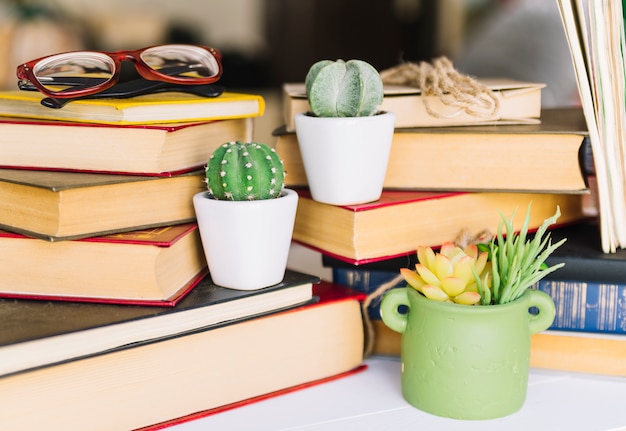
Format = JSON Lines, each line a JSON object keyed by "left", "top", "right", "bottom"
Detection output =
{"left": 0, "top": 0, "right": 579, "bottom": 102}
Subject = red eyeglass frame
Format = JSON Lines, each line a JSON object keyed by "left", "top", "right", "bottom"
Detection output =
{"left": 16, "top": 44, "right": 223, "bottom": 98}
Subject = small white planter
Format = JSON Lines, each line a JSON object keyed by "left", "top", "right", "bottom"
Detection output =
{"left": 192, "top": 189, "right": 298, "bottom": 290}
{"left": 294, "top": 111, "right": 395, "bottom": 205}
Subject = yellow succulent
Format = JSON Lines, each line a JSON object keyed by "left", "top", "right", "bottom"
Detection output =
{"left": 400, "top": 242, "right": 490, "bottom": 305}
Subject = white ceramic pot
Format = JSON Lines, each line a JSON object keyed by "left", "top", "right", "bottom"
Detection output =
{"left": 294, "top": 111, "right": 395, "bottom": 205}
{"left": 192, "top": 189, "right": 298, "bottom": 290}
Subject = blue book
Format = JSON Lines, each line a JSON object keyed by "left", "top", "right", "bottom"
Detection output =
{"left": 329, "top": 220, "right": 626, "bottom": 334}
{"left": 331, "top": 267, "right": 626, "bottom": 334}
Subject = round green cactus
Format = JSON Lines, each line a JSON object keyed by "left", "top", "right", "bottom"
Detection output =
{"left": 305, "top": 59, "right": 384, "bottom": 117}
{"left": 205, "top": 141, "right": 286, "bottom": 201}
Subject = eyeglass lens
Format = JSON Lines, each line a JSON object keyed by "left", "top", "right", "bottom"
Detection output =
{"left": 140, "top": 45, "right": 220, "bottom": 79}
{"left": 31, "top": 45, "right": 220, "bottom": 93}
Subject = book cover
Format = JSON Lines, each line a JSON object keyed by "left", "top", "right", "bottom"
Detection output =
{"left": 293, "top": 188, "right": 588, "bottom": 264}
{"left": 0, "top": 270, "right": 320, "bottom": 377}
{"left": 0, "top": 168, "right": 205, "bottom": 240}
{"left": 282, "top": 78, "right": 544, "bottom": 131}
{"left": 0, "top": 116, "right": 253, "bottom": 175}
{"left": 0, "top": 223, "right": 208, "bottom": 305}
{"left": 0, "top": 281, "right": 365, "bottom": 431}
{"left": 276, "top": 108, "right": 590, "bottom": 193}
{"left": 0, "top": 90, "right": 265, "bottom": 125}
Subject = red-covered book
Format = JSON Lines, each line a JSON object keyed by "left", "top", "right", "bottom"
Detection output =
{"left": 0, "top": 223, "right": 207, "bottom": 305}
{"left": 0, "top": 116, "right": 254, "bottom": 176}
{"left": 0, "top": 280, "right": 363, "bottom": 431}
{"left": 293, "top": 188, "right": 589, "bottom": 264}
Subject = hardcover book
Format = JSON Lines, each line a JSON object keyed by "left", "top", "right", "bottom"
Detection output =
{"left": 0, "top": 270, "right": 319, "bottom": 377}
{"left": 0, "top": 90, "right": 265, "bottom": 125}
{"left": 0, "top": 281, "right": 366, "bottom": 431}
{"left": 0, "top": 117, "right": 253, "bottom": 175}
{"left": 276, "top": 108, "right": 590, "bottom": 193}
{"left": 282, "top": 78, "right": 544, "bottom": 131}
{"left": 0, "top": 223, "right": 208, "bottom": 305}
{"left": 293, "top": 188, "right": 588, "bottom": 264}
{"left": 0, "top": 168, "right": 205, "bottom": 240}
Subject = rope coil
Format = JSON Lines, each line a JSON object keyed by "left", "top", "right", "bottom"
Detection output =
{"left": 380, "top": 57, "right": 500, "bottom": 119}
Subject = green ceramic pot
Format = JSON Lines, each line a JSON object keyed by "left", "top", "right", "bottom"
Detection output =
{"left": 380, "top": 287, "right": 555, "bottom": 420}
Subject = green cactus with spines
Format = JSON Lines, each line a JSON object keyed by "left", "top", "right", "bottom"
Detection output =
{"left": 205, "top": 141, "right": 286, "bottom": 201}
{"left": 305, "top": 59, "right": 384, "bottom": 117}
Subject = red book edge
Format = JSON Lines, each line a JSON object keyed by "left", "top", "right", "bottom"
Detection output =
{"left": 293, "top": 187, "right": 462, "bottom": 212}
{"left": 0, "top": 223, "right": 198, "bottom": 247}
{"left": 0, "top": 164, "right": 204, "bottom": 177}
{"left": 294, "top": 219, "right": 593, "bottom": 266}
{"left": 0, "top": 116, "right": 219, "bottom": 131}
{"left": 0, "top": 269, "right": 209, "bottom": 307}
{"left": 136, "top": 365, "right": 368, "bottom": 431}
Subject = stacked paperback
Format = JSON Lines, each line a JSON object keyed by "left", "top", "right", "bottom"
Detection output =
{"left": 0, "top": 86, "right": 366, "bottom": 429}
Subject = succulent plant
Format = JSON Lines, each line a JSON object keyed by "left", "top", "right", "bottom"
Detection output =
{"left": 475, "top": 205, "right": 566, "bottom": 305}
{"left": 401, "top": 205, "right": 566, "bottom": 306}
{"left": 304, "top": 59, "right": 384, "bottom": 117}
{"left": 400, "top": 242, "right": 489, "bottom": 305}
{"left": 205, "top": 141, "right": 286, "bottom": 201}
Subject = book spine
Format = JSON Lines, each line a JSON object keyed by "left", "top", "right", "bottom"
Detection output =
{"left": 539, "top": 280, "right": 626, "bottom": 334}
{"left": 331, "top": 268, "right": 626, "bottom": 334}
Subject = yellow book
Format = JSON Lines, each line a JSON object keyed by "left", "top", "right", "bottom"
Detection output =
{"left": 0, "top": 90, "right": 265, "bottom": 125}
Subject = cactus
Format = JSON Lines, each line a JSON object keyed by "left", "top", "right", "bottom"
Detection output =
{"left": 305, "top": 59, "right": 384, "bottom": 117}
{"left": 205, "top": 141, "right": 286, "bottom": 201}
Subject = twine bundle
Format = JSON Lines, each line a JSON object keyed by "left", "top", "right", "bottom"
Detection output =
{"left": 379, "top": 57, "right": 499, "bottom": 119}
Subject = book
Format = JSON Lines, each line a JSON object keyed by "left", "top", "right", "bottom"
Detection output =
{"left": 328, "top": 220, "right": 626, "bottom": 333}
{"left": 556, "top": 0, "right": 626, "bottom": 252}
{"left": 276, "top": 108, "right": 590, "bottom": 193}
{"left": 0, "top": 117, "right": 253, "bottom": 175}
{"left": 0, "top": 223, "right": 209, "bottom": 305}
{"left": 542, "top": 220, "right": 626, "bottom": 283}
{"left": 0, "top": 281, "right": 365, "bottom": 431}
{"left": 331, "top": 266, "right": 626, "bottom": 335}
{"left": 292, "top": 188, "right": 588, "bottom": 264}
{"left": 530, "top": 330, "right": 626, "bottom": 376}
{"left": 281, "top": 78, "right": 545, "bottom": 132}
{"left": 0, "top": 168, "right": 205, "bottom": 240}
{"left": 0, "top": 90, "right": 265, "bottom": 125}
{"left": 0, "top": 269, "right": 319, "bottom": 377}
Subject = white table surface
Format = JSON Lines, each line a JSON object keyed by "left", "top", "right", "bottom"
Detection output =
{"left": 165, "top": 355, "right": 626, "bottom": 431}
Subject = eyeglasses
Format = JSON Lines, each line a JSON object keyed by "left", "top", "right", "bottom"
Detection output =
{"left": 19, "top": 76, "right": 225, "bottom": 109}
{"left": 16, "top": 44, "right": 223, "bottom": 99}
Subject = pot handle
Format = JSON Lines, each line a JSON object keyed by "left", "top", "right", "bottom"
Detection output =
{"left": 380, "top": 288, "right": 410, "bottom": 334}
{"left": 527, "top": 289, "right": 556, "bottom": 334}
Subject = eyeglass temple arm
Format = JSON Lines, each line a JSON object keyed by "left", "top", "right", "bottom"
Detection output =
{"left": 41, "top": 80, "right": 225, "bottom": 109}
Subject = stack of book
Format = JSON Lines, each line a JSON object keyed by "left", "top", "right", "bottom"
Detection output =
{"left": 0, "top": 88, "right": 269, "bottom": 303}
{"left": 0, "top": 89, "right": 367, "bottom": 429}
{"left": 277, "top": 83, "right": 591, "bottom": 265}
{"left": 275, "top": 77, "right": 623, "bottom": 376}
